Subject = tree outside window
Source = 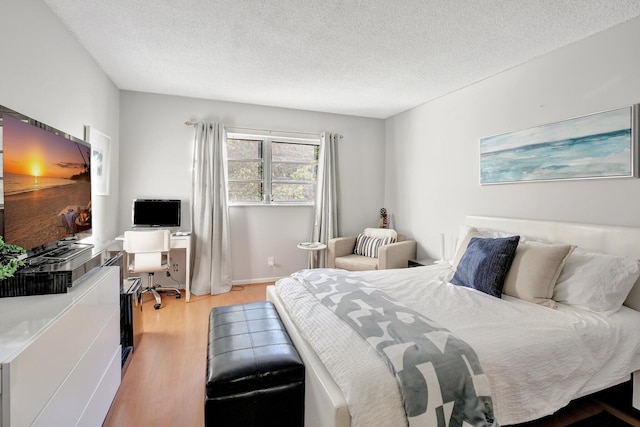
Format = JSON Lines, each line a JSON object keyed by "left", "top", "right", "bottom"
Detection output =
{"left": 226, "top": 134, "right": 319, "bottom": 205}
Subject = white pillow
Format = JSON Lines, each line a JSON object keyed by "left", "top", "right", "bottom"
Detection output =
{"left": 452, "top": 226, "right": 521, "bottom": 270}
{"left": 364, "top": 228, "right": 397, "bottom": 240}
{"left": 553, "top": 247, "right": 640, "bottom": 314}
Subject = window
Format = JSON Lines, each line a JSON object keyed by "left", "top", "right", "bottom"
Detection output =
{"left": 226, "top": 132, "right": 320, "bottom": 205}
{"left": 226, "top": 138, "right": 263, "bottom": 202}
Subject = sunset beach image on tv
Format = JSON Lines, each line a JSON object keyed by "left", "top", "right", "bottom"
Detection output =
{"left": 1, "top": 113, "right": 91, "bottom": 252}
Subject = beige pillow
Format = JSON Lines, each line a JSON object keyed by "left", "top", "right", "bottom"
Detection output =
{"left": 452, "top": 228, "right": 482, "bottom": 269}
{"left": 502, "top": 241, "right": 574, "bottom": 308}
{"left": 452, "top": 226, "right": 519, "bottom": 270}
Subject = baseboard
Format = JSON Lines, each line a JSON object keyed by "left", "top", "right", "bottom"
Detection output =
{"left": 232, "top": 276, "right": 285, "bottom": 286}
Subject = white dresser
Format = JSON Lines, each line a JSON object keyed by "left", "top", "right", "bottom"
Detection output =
{"left": 0, "top": 266, "right": 121, "bottom": 427}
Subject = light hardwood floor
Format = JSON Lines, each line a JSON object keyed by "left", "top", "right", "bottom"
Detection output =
{"left": 103, "top": 283, "right": 269, "bottom": 427}
{"left": 103, "top": 282, "right": 640, "bottom": 427}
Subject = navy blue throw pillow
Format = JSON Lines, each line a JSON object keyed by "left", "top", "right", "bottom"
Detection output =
{"left": 451, "top": 235, "right": 520, "bottom": 298}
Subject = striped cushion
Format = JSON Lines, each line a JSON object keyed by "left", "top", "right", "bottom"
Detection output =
{"left": 354, "top": 233, "right": 396, "bottom": 258}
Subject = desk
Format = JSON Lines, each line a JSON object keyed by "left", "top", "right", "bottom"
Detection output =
{"left": 117, "top": 232, "right": 193, "bottom": 302}
{"left": 170, "top": 234, "right": 192, "bottom": 302}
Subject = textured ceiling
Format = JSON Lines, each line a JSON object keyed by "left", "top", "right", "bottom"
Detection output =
{"left": 44, "top": 0, "right": 640, "bottom": 119}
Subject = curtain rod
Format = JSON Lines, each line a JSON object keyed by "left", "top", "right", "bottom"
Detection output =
{"left": 184, "top": 121, "right": 342, "bottom": 138}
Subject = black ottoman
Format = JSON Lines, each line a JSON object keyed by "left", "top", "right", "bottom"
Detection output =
{"left": 206, "top": 301, "right": 304, "bottom": 427}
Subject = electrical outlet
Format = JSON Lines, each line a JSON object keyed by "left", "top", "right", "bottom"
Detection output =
{"left": 173, "top": 263, "right": 179, "bottom": 272}
{"left": 267, "top": 257, "right": 275, "bottom": 267}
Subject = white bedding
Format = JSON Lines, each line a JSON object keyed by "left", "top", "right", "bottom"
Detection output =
{"left": 275, "top": 264, "right": 640, "bottom": 426}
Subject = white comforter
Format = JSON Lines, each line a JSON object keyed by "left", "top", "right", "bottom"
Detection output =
{"left": 275, "top": 265, "right": 640, "bottom": 425}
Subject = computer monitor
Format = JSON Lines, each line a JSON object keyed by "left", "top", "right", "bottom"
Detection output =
{"left": 131, "top": 199, "right": 181, "bottom": 228}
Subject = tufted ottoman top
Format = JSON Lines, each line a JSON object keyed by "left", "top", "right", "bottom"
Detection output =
{"left": 206, "top": 301, "right": 304, "bottom": 398}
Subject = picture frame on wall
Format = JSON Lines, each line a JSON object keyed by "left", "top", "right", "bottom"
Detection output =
{"left": 480, "top": 105, "right": 639, "bottom": 185}
{"left": 85, "top": 125, "right": 111, "bottom": 196}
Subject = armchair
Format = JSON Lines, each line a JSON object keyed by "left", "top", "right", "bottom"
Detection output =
{"left": 328, "top": 228, "right": 417, "bottom": 271}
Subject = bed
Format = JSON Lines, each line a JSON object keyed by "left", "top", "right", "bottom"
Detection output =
{"left": 266, "top": 216, "right": 640, "bottom": 426}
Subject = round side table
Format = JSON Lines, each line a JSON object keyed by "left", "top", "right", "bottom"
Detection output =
{"left": 297, "top": 242, "right": 327, "bottom": 269}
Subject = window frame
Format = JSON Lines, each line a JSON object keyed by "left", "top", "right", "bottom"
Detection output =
{"left": 225, "top": 131, "right": 321, "bottom": 206}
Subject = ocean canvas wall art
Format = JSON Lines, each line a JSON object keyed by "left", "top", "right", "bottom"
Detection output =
{"left": 480, "top": 106, "right": 637, "bottom": 184}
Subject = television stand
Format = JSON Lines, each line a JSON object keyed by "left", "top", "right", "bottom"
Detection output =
{"left": 0, "top": 244, "right": 105, "bottom": 298}
{"left": 0, "top": 266, "right": 121, "bottom": 426}
{"left": 40, "top": 242, "right": 94, "bottom": 261}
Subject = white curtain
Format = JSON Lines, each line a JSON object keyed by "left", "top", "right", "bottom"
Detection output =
{"left": 312, "top": 132, "right": 339, "bottom": 267}
{"left": 190, "top": 122, "right": 233, "bottom": 295}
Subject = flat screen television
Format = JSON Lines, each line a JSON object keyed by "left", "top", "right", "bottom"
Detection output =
{"left": 0, "top": 106, "right": 91, "bottom": 254}
{"left": 132, "top": 199, "right": 181, "bottom": 228}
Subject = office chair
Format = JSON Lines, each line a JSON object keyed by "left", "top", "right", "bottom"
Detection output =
{"left": 123, "top": 230, "right": 181, "bottom": 309}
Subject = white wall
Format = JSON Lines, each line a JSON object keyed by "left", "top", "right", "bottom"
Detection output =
{"left": 119, "top": 91, "right": 384, "bottom": 283}
{"left": 0, "top": 0, "right": 120, "bottom": 243}
{"left": 385, "top": 17, "right": 640, "bottom": 261}
{"left": 14, "top": 0, "right": 634, "bottom": 283}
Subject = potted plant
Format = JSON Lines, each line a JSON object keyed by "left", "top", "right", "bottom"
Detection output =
{"left": 0, "top": 237, "right": 26, "bottom": 280}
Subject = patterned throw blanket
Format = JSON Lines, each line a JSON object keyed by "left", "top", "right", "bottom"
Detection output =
{"left": 292, "top": 269, "right": 498, "bottom": 427}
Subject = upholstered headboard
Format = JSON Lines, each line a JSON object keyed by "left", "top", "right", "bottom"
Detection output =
{"left": 465, "top": 216, "right": 640, "bottom": 311}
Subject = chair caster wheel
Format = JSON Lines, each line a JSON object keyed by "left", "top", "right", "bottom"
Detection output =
{"left": 175, "top": 293, "right": 181, "bottom": 299}
{"left": 154, "top": 303, "right": 161, "bottom": 310}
